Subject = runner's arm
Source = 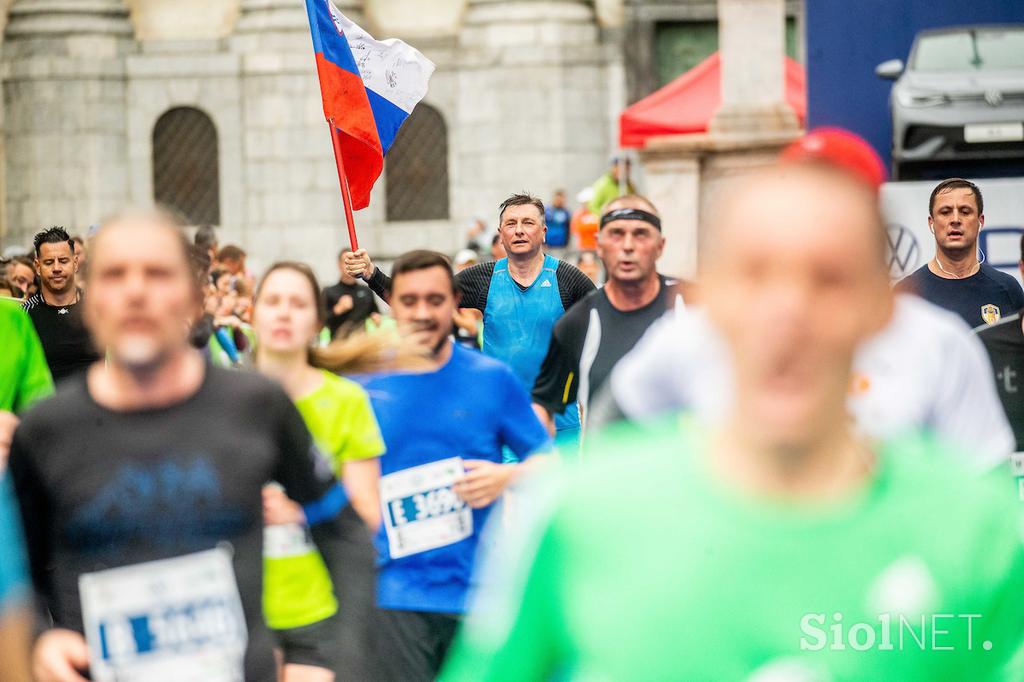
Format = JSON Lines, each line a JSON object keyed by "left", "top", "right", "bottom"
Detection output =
{"left": 13, "top": 312, "right": 54, "bottom": 414}
{"left": 531, "top": 333, "right": 577, "bottom": 419}
{"left": 271, "top": 394, "right": 338, "bottom": 506}
{"left": 939, "top": 329, "right": 1016, "bottom": 469}
{"left": 337, "top": 390, "right": 385, "bottom": 530}
{"left": 554, "top": 262, "right": 596, "bottom": 310}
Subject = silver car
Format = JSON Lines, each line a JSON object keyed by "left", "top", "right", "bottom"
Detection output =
{"left": 877, "top": 24, "right": 1024, "bottom": 180}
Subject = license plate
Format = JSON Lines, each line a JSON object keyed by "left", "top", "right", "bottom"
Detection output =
{"left": 964, "top": 122, "right": 1024, "bottom": 143}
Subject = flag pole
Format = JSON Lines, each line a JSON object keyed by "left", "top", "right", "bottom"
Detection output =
{"left": 327, "top": 118, "right": 359, "bottom": 251}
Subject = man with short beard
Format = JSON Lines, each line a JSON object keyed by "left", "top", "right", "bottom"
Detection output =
{"left": 354, "top": 250, "right": 551, "bottom": 682}
{"left": 8, "top": 208, "right": 339, "bottom": 682}
{"left": 23, "top": 227, "right": 100, "bottom": 383}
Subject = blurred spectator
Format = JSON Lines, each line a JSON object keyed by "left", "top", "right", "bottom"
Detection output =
{"left": 0, "top": 277, "right": 17, "bottom": 299}
{"left": 324, "top": 248, "right": 380, "bottom": 339}
{"left": 577, "top": 251, "right": 602, "bottom": 285}
{"left": 8, "top": 258, "right": 35, "bottom": 298}
{"left": 490, "top": 234, "right": 506, "bottom": 261}
{"left": 571, "top": 188, "right": 600, "bottom": 252}
{"left": 70, "top": 235, "right": 86, "bottom": 270}
{"left": 194, "top": 224, "right": 219, "bottom": 263}
{"left": 544, "top": 190, "right": 571, "bottom": 250}
{"left": 465, "top": 217, "right": 487, "bottom": 254}
{"left": 454, "top": 249, "right": 479, "bottom": 273}
{"left": 588, "top": 155, "right": 636, "bottom": 216}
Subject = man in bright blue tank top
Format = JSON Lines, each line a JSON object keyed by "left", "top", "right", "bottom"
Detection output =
{"left": 348, "top": 194, "right": 596, "bottom": 438}
{"left": 355, "top": 250, "right": 552, "bottom": 682}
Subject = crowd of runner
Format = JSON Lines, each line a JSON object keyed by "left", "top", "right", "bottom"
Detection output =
{"left": 2, "top": 128, "right": 1024, "bottom": 681}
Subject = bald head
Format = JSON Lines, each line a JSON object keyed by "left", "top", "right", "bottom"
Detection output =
{"left": 701, "top": 163, "right": 893, "bottom": 450}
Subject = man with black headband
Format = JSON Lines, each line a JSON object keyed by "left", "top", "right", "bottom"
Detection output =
{"left": 531, "top": 195, "right": 683, "bottom": 433}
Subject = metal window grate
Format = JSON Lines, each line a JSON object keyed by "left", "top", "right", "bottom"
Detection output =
{"left": 385, "top": 104, "right": 449, "bottom": 222}
{"left": 152, "top": 107, "right": 221, "bottom": 226}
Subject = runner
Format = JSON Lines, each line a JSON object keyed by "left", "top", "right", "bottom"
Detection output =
{"left": 8, "top": 208, "right": 338, "bottom": 682}
{"left": 531, "top": 194, "right": 682, "bottom": 434}
{"left": 896, "top": 178, "right": 1024, "bottom": 328}
{"left": 441, "top": 163, "right": 1024, "bottom": 681}
{"left": 252, "top": 262, "right": 385, "bottom": 682}
{"left": 345, "top": 193, "right": 595, "bottom": 437}
{"left": 602, "top": 133, "right": 1015, "bottom": 467}
{"left": 22, "top": 227, "right": 101, "bottom": 383}
{"left": 975, "top": 235, "right": 1024, "bottom": 452}
{"left": 0, "top": 299, "right": 53, "bottom": 471}
{"left": 356, "top": 250, "right": 551, "bottom": 681}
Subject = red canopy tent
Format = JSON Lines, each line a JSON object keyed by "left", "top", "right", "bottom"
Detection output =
{"left": 619, "top": 52, "right": 807, "bottom": 148}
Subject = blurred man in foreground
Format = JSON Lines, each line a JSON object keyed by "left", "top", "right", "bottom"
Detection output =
{"left": 9, "top": 208, "right": 337, "bottom": 682}
{"left": 441, "top": 164, "right": 1024, "bottom": 680}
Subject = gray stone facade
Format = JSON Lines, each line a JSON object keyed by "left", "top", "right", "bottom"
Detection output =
{"left": 0, "top": 0, "right": 621, "bottom": 280}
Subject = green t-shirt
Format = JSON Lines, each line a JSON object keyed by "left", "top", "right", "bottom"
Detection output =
{"left": 442, "top": 418, "right": 1024, "bottom": 681}
{"left": 263, "top": 370, "right": 385, "bottom": 631}
{"left": 0, "top": 299, "right": 54, "bottom": 413}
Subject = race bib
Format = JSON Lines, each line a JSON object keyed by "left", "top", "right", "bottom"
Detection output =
{"left": 380, "top": 457, "right": 472, "bottom": 559}
{"left": 80, "top": 547, "right": 247, "bottom": 682}
{"left": 264, "top": 523, "right": 316, "bottom": 559}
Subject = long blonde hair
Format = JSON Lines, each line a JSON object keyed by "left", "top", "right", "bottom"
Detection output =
{"left": 254, "top": 261, "right": 428, "bottom": 375}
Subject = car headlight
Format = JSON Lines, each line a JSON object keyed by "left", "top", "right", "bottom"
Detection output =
{"left": 895, "top": 90, "right": 949, "bottom": 108}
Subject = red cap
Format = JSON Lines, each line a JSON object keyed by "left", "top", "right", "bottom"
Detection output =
{"left": 780, "top": 127, "right": 887, "bottom": 189}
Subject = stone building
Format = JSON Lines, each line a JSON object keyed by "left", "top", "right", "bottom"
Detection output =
{"left": 0, "top": 0, "right": 802, "bottom": 279}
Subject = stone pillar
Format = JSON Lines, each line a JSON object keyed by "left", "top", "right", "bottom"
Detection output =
{"left": 455, "top": 0, "right": 612, "bottom": 230}
{"left": 2, "top": 0, "right": 133, "bottom": 246}
{"left": 709, "top": 0, "right": 798, "bottom": 135}
{"left": 230, "top": 0, "right": 366, "bottom": 279}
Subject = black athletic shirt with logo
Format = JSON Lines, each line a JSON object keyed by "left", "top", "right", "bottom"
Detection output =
{"left": 531, "top": 275, "right": 680, "bottom": 423}
{"left": 975, "top": 310, "right": 1024, "bottom": 452}
{"left": 895, "top": 264, "right": 1024, "bottom": 329}
{"left": 22, "top": 291, "right": 101, "bottom": 383}
{"left": 7, "top": 366, "right": 336, "bottom": 681}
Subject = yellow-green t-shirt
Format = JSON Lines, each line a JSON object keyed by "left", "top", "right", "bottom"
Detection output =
{"left": 263, "top": 370, "right": 385, "bottom": 630}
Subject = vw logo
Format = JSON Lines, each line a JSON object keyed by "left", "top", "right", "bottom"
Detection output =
{"left": 886, "top": 224, "right": 920, "bottom": 280}
{"left": 985, "top": 90, "right": 1004, "bottom": 107}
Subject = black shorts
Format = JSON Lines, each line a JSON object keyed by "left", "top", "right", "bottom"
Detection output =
{"left": 272, "top": 614, "right": 341, "bottom": 670}
{"left": 372, "top": 609, "right": 461, "bottom": 682}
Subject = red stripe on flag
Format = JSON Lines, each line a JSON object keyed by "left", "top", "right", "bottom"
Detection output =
{"left": 314, "top": 53, "right": 383, "bottom": 210}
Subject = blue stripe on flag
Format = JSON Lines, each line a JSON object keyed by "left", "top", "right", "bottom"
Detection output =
{"left": 366, "top": 88, "right": 409, "bottom": 155}
{"left": 308, "top": 0, "right": 361, "bottom": 78}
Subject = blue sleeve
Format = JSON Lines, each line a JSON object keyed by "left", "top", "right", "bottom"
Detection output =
{"left": 497, "top": 367, "right": 553, "bottom": 460}
{"left": 0, "top": 475, "right": 28, "bottom": 614}
{"left": 302, "top": 482, "right": 349, "bottom": 526}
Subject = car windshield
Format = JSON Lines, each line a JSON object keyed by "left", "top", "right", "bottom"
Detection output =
{"left": 912, "top": 28, "right": 1024, "bottom": 71}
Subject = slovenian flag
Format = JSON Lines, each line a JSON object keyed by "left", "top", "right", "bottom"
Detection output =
{"left": 304, "top": 0, "right": 435, "bottom": 209}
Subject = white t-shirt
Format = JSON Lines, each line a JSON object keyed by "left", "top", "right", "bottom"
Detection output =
{"left": 609, "top": 294, "right": 1014, "bottom": 469}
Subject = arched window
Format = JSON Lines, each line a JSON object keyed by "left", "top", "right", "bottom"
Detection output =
{"left": 152, "top": 107, "right": 221, "bottom": 225}
{"left": 385, "top": 104, "right": 449, "bottom": 222}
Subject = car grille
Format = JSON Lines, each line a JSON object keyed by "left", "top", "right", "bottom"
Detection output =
{"left": 947, "top": 92, "right": 1024, "bottom": 105}
{"left": 904, "top": 124, "right": 1024, "bottom": 154}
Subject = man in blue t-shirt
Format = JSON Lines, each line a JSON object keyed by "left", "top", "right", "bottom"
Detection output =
{"left": 895, "top": 177, "right": 1024, "bottom": 328}
{"left": 357, "top": 250, "right": 551, "bottom": 682}
{"left": 543, "top": 189, "right": 571, "bottom": 249}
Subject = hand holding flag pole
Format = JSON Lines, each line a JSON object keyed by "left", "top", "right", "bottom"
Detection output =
{"left": 304, "top": 0, "right": 435, "bottom": 253}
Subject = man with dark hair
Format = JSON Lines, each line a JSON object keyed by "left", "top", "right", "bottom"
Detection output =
{"left": 217, "top": 244, "right": 246, "bottom": 276}
{"left": 532, "top": 195, "right": 684, "bottom": 434}
{"left": 9, "top": 208, "right": 339, "bottom": 682}
{"left": 344, "top": 193, "right": 595, "bottom": 437}
{"left": 895, "top": 177, "right": 1024, "bottom": 327}
{"left": 354, "top": 249, "right": 550, "bottom": 682}
{"left": 70, "top": 236, "right": 86, "bottom": 273}
{"left": 323, "top": 247, "right": 379, "bottom": 339}
{"left": 23, "top": 227, "right": 100, "bottom": 383}
{"left": 975, "top": 232, "right": 1024, "bottom": 452}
